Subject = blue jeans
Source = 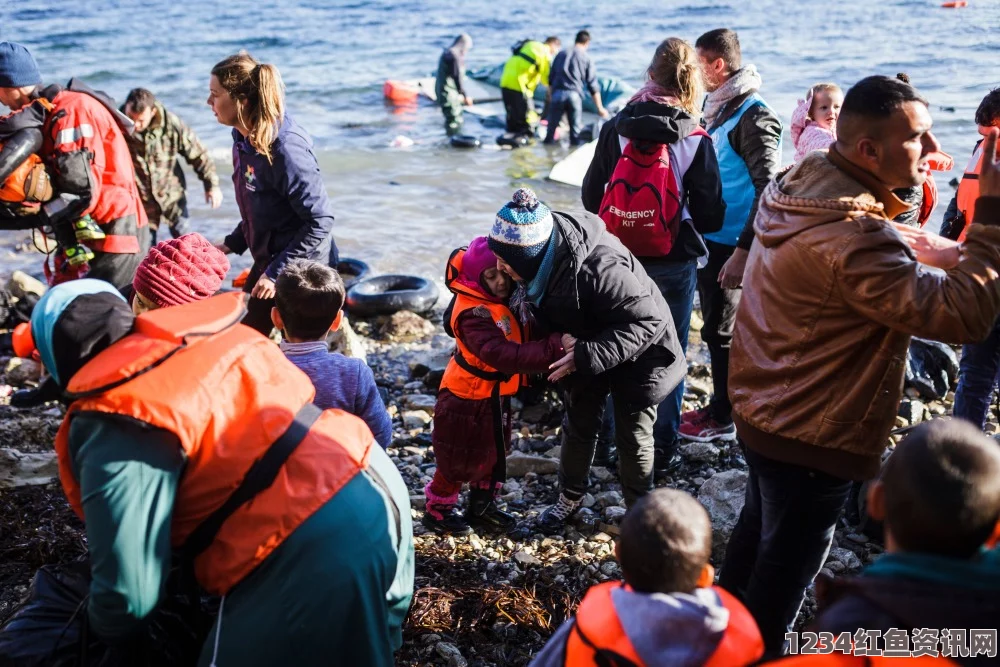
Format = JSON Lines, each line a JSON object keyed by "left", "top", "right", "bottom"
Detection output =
{"left": 544, "top": 89, "right": 584, "bottom": 145}
{"left": 954, "top": 315, "right": 1000, "bottom": 429}
{"left": 720, "top": 446, "right": 852, "bottom": 657}
{"left": 647, "top": 260, "right": 698, "bottom": 450}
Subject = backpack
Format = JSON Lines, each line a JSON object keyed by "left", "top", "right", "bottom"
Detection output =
{"left": 598, "top": 130, "right": 707, "bottom": 257}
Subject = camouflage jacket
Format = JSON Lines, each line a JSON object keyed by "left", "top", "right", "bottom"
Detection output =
{"left": 124, "top": 102, "right": 218, "bottom": 229}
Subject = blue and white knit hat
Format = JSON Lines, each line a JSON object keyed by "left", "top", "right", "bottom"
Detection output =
{"left": 488, "top": 188, "right": 554, "bottom": 281}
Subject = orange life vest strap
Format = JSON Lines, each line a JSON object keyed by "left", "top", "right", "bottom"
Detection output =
{"left": 569, "top": 583, "right": 645, "bottom": 666}
{"left": 704, "top": 586, "right": 765, "bottom": 666}
{"left": 571, "top": 619, "right": 641, "bottom": 667}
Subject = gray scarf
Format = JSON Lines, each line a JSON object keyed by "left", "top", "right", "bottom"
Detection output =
{"left": 703, "top": 64, "right": 762, "bottom": 128}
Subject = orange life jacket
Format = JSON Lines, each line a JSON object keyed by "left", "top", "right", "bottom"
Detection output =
{"left": 43, "top": 88, "right": 147, "bottom": 254}
{"left": 0, "top": 151, "right": 51, "bottom": 203}
{"left": 439, "top": 247, "right": 523, "bottom": 400}
{"left": 955, "top": 142, "right": 983, "bottom": 242}
{"left": 53, "top": 292, "right": 375, "bottom": 595}
{"left": 562, "top": 582, "right": 764, "bottom": 667}
{"left": 772, "top": 654, "right": 957, "bottom": 665}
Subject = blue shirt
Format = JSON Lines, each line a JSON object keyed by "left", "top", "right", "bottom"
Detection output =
{"left": 549, "top": 46, "right": 599, "bottom": 97}
{"left": 225, "top": 114, "right": 337, "bottom": 280}
{"left": 281, "top": 340, "right": 393, "bottom": 449}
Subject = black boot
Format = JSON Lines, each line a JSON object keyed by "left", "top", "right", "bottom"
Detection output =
{"left": 465, "top": 488, "right": 517, "bottom": 534}
{"left": 422, "top": 504, "right": 472, "bottom": 536}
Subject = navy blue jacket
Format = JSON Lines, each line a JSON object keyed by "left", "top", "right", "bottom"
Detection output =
{"left": 225, "top": 114, "right": 337, "bottom": 280}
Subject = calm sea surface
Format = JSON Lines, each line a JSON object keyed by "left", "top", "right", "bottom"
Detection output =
{"left": 2, "top": 0, "right": 998, "bottom": 284}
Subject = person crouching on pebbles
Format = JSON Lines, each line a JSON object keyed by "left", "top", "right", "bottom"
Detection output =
{"left": 425, "top": 236, "right": 565, "bottom": 535}
{"left": 488, "top": 188, "right": 683, "bottom": 533}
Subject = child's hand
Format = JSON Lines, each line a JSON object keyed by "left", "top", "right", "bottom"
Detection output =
{"left": 561, "top": 334, "right": 577, "bottom": 354}
{"left": 548, "top": 350, "right": 576, "bottom": 382}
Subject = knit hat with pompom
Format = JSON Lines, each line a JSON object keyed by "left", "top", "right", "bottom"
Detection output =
{"left": 487, "top": 188, "right": 554, "bottom": 281}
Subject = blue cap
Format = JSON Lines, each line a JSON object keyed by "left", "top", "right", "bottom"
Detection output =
{"left": 0, "top": 42, "right": 41, "bottom": 88}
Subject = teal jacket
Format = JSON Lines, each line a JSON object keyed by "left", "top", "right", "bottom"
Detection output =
{"left": 68, "top": 413, "right": 413, "bottom": 666}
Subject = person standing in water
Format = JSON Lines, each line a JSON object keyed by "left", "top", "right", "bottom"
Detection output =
{"left": 208, "top": 52, "right": 338, "bottom": 335}
{"left": 435, "top": 34, "right": 474, "bottom": 137}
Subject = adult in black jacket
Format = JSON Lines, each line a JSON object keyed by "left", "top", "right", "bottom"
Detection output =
{"left": 487, "top": 189, "right": 682, "bottom": 531}
{"left": 582, "top": 37, "right": 725, "bottom": 472}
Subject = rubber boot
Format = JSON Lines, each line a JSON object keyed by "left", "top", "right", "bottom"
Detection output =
{"left": 465, "top": 486, "right": 516, "bottom": 534}
{"left": 422, "top": 483, "right": 471, "bottom": 536}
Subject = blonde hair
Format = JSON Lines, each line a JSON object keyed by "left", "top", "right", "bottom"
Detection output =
{"left": 808, "top": 82, "right": 842, "bottom": 118}
{"left": 212, "top": 52, "right": 285, "bottom": 163}
{"left": 647, "top": 38, "right": 704, "bottom": 116}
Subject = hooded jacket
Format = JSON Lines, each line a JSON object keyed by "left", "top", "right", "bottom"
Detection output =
{"left": 813, "top": 550, "right": 1000, "bottom": 666}
{"left": 533, "top": 210, "right": 683, "bottom": 409}
{"left": 582, "top": 101, "right": 726, "bottom": 264}
{"left": 730, "top": 148, "right": 1000, "bottom": 480}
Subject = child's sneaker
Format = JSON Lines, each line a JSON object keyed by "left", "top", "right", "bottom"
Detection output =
{"left": 536, "top": 492, "right": 581, "bottom": 534}
{"left": 422, "top": 504, "right": 472, "bottom": 536}
{"left": 678, "top": 406, "right": 737, "bottom": 443}
{"left": 62, "top": 243, "right": 95, "bottom": 267}
{"left": 466, "top": 490, "right": 517, "bottom": 534}
{"left": 72, "top": 216, "right": 105, "bottom": 242}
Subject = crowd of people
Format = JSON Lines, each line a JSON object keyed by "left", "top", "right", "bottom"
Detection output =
{"left": 0, "top": 19, "right": 998, "bottom": 665}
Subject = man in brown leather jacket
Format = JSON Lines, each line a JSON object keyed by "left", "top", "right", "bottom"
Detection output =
{"left": 718, "top": 75, "right": 1000, "bottom": 657}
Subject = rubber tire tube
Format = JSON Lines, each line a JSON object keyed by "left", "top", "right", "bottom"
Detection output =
{"left": 450, "top": 135, "right": 481, "bottom": 149}
{"left": 346, "top": 274, "right": 439, "bottom": 317}
{"left": 336, "top": 257, "right": 371, "bottom": 289}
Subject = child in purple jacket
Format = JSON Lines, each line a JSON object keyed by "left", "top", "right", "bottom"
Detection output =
{"left": 272, "top": 259, "right": 392, "bottom": 448}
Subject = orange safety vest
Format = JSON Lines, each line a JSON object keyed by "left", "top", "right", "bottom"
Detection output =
{"left": 42, "top": 88, "right": 147, "bottom": 254}
{"left": 563, "top": 582, "right": 765, "bottom": 667}
{"left": 955, "top": 142, "right": 983, "bottom": 242}
{"left": 439, "top": 247, "right": 523, "bottom": 400}
{"left": 772, "top": 653, "right": 957, "bottom": 665}
{"left": 53, "top": 292, "right": 375, "bottom": 595}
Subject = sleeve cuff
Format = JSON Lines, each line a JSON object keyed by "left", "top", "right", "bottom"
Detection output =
{"left": 972, "top": 196, "right": 1000, "bottom": 227}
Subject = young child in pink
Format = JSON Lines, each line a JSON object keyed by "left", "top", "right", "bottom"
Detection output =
{"left": 790, "top": 83, "right": 843, "bottom": 162}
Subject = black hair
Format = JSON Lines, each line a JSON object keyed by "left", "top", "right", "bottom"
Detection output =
{"left": 544, "top": 36, "right": 561, "bottom": 48}
{"left": 695, "top": 28, "right": 741, "bottom": 71}
{"left": 975, "top": 87, "right": 1000, "bottom": 127}
{"left": 124, "top": 88, "right": 156, "bottom": 113}
{"left": 575, "top": 30, "right": 591, "bottom": 45}
{"left": 883, "top": 420, "right": 1000, "bottom": 558}
{"left": 618, "top": 488, "right": 712, "bottom": 594}
{"left": 841, "top": 75, "right": 928, "bottom": 120}
{"left": 274, "top": 259, "right": 345, "bottom": 340}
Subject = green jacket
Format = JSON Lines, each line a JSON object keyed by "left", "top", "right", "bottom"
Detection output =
{"left": 124, "top": 102, "right": 218, "bottom": 229}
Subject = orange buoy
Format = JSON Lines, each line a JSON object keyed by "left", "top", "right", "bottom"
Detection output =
{"left": 11, "top": 322, "right": 35, "bottom": 359}
{"left": 232, "top": 267, "right": 251, "bottom": 289}
{"left": 942, "top": 1, "right": 967, "bottom": 7}
{"left": 383, "top": 80, "right": 419, "bottom": 104}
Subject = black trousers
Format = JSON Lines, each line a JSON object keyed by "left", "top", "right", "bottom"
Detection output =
{"left": 502, "top": 88, "right": 532, "bottom": 136}
{"left": 697, "top": 241, "right": 742, "bottom": 421}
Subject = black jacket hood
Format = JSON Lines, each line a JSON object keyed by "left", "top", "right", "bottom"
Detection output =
{"left": 614, "top": 101, "right": 701, "bottom": 145}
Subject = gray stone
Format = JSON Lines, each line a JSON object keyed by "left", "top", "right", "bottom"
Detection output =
{"left": 825, "top": 560, "right": 846, "bottom": 574}
{"left": 602, "top": 506, "right": 626, "bottom": 522}
{"left": 434, "top": 642, "right": 468, "bottom": 667}
{"left": 594, "top": 490, "right": 624, "bottom": 508}
{"left": 573, "top": 507, "right": 598, "bottom": 532}
{"left": 402, "top": 410, "right": 432, "bottom": 429}
{"left": 402, "top": 394, "right": 437, "bottom": 414}
{"left": 520, "top": 403, "right": 549, "bottom": 424}
{"left": 697, "top": 469, "right": 749, "bottom": 562}
{"left": 7, "top": 270, "right": 46, "bottom": 300}
{"left": 600, "top": 561, "right": 622, "bottom": 578}
{"left": 591, "top": 466, "right": 614, "bottom": 482}
{"left": 827, "top": 547, "right": 863, "bottom": 571}
{"left": 579, "top": 493, "right": 597, "bottom": 509}
{"left": 326, "top": 316, "right": 367, "bottom": 363}
{"left": 679, "top": 442, "right": 720, "bottom": 463}
{"left": 0, "top": 448, "right": 58, "bottom": 488}
{"left": 379, "top": 311, "right": 435, "bottom": 341}
{"left": 506, "top": 452, "right": 560, "bottom": 477}
{"left": 544, "top": 445, "right": 562, "bottom": 459}
{"left": 3, "top": 358, "right": 40, "bottom": 386}
{"left": 897, "top": 399, "right": 926, "bottom": 426}
{"left": 513, "top": 550, "right": 542, "bottom": 566}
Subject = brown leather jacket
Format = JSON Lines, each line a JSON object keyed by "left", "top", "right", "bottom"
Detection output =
{"left": 730, "top": 147, "right": 1000, "bottom": 480}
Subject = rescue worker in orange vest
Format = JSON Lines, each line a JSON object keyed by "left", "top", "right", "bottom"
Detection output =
{"left": 424, "top": 236, "right": 566, "bottom": 535}
{"left": 30, "top": 280, "right": 414, "bottom": 666}
{"left": 0, "top": 42, "right": 148, "bottom": 294}
{"left": 529, "top": 488, "right": 764, "bottom": 667}
{"left": 941, "top": 88, "right": 1000, "bottom": 242}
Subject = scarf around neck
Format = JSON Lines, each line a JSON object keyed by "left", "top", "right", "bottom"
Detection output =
{"left": 703, "top": 64, "right": 762, "bottom": 127}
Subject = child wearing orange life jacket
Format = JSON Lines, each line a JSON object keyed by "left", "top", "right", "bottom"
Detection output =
{"left": 424, "top": 236, "right": 565, "bottom": 536}
{"left": 530, "top": 488, "right": 764, "bottom": 667}
{"left": 790, "top": 83, "right": 842, "bottom": 162}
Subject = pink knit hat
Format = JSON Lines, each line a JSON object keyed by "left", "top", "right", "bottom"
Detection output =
{"left": 133, "top": 233, "right": 231, "bottom": 308}
{"left": 454, "top": 236, "right": 501, "bottom": 299}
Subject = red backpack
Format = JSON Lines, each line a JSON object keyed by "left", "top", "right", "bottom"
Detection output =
{"left": 598, "top": 130, "right": 707, "bottom": 257}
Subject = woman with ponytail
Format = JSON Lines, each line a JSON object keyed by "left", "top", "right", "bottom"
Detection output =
{"left": 580, "top": 37, "right": 725, "bottom": 472}
{"left": 208, "top": 52, "right": 337, "bottom": 334}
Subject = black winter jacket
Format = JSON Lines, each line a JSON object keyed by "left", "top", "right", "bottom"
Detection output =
{"left": 707, "top": 90, "right": 783, "bottom": 251}
{"left": 533, "top": 210, "right": 684, "bottom": 409}
{"left": 581, "top": 102, "right": 726, "bottom": 264}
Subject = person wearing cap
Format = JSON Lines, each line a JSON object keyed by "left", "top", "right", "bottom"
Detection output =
{"left": 0, "top": 41, "right": 148, "bottom": 293}
{"left": 488, "top": 188, "right": 683, "bottom": 532}
{"left": 131, "top": 232, "right": 230, "bottom": 313}
{"left": 29, "top": 279, "right": 414, "bottom": 665}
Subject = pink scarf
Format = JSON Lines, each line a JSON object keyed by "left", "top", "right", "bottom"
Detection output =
{"left": 630, "top": 81, "right": 682, "bottom": 108}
